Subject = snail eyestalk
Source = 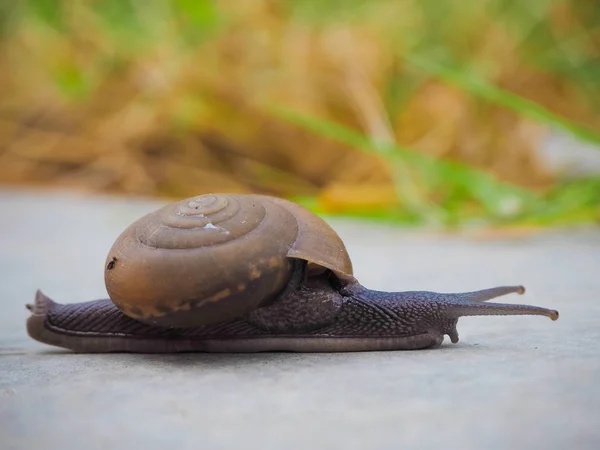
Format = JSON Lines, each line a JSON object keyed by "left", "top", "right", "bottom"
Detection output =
{"left": 458, "top": 285, "right": 525, "bottom": 302}
{"left": 448, "top": 300, "right": 559, "bottom": 321}
{"left": 442, "top": 286, "right": 558, "bottom": 320}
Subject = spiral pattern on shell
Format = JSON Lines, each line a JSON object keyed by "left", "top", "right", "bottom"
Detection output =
{"left": 104, "top": 193, "right": 354, "bottom": 327}
{"left": 140, "top": 194, "right": 265, "bottom": 250}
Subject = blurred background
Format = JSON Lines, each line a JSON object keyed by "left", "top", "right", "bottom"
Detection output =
{"left": 0, "top": 0, "right": 599, "bottom": 228}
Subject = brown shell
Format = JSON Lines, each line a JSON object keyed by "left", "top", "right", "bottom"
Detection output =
{"left": 104, "top": 193, "right": 354, "bottom": 327}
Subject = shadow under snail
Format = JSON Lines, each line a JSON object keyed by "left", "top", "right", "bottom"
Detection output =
{"left": 26, "top": 193, "right": 559, "bottom": 353}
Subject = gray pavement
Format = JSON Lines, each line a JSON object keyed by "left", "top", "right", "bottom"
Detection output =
{"left": 1, "top": 187, "right": 599, "bottom": 450}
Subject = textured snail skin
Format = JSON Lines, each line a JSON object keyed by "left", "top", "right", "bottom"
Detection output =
{"left": 25, "top": 193, "right": 560, "bottom": 353}
{"left": 26, "top": 262, "right": 559, "bottom": 353}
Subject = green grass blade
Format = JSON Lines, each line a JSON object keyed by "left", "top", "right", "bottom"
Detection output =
{"left": 406, "top": 56, "right": 600, "bottom": 146}
{"left": 268, "top": 104, "right": 542, "bottom": 222}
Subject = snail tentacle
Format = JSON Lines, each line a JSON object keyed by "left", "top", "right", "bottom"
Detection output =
{"left": 452, "top": 285, "right": 525, "bottom": 302}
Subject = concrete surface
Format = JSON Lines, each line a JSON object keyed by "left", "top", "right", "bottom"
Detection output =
{"left": 1, "top": 187, "right": 599, "bottom": 450}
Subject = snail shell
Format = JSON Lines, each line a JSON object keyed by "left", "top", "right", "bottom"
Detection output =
{"left": 104, "top": 193, "right": 353, "bottom": 327}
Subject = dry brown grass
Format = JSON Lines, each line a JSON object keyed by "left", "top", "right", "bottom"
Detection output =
{"left": 0, "top": 0, "right": 598, "bottom": 214}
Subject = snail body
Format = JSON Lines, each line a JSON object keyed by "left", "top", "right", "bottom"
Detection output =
{"left": 26, "top": 193, "right": 559, "bottom": 353}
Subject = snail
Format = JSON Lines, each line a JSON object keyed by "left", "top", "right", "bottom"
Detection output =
{"left": 26, "top": 193, "right": 559, "bottom": 353}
